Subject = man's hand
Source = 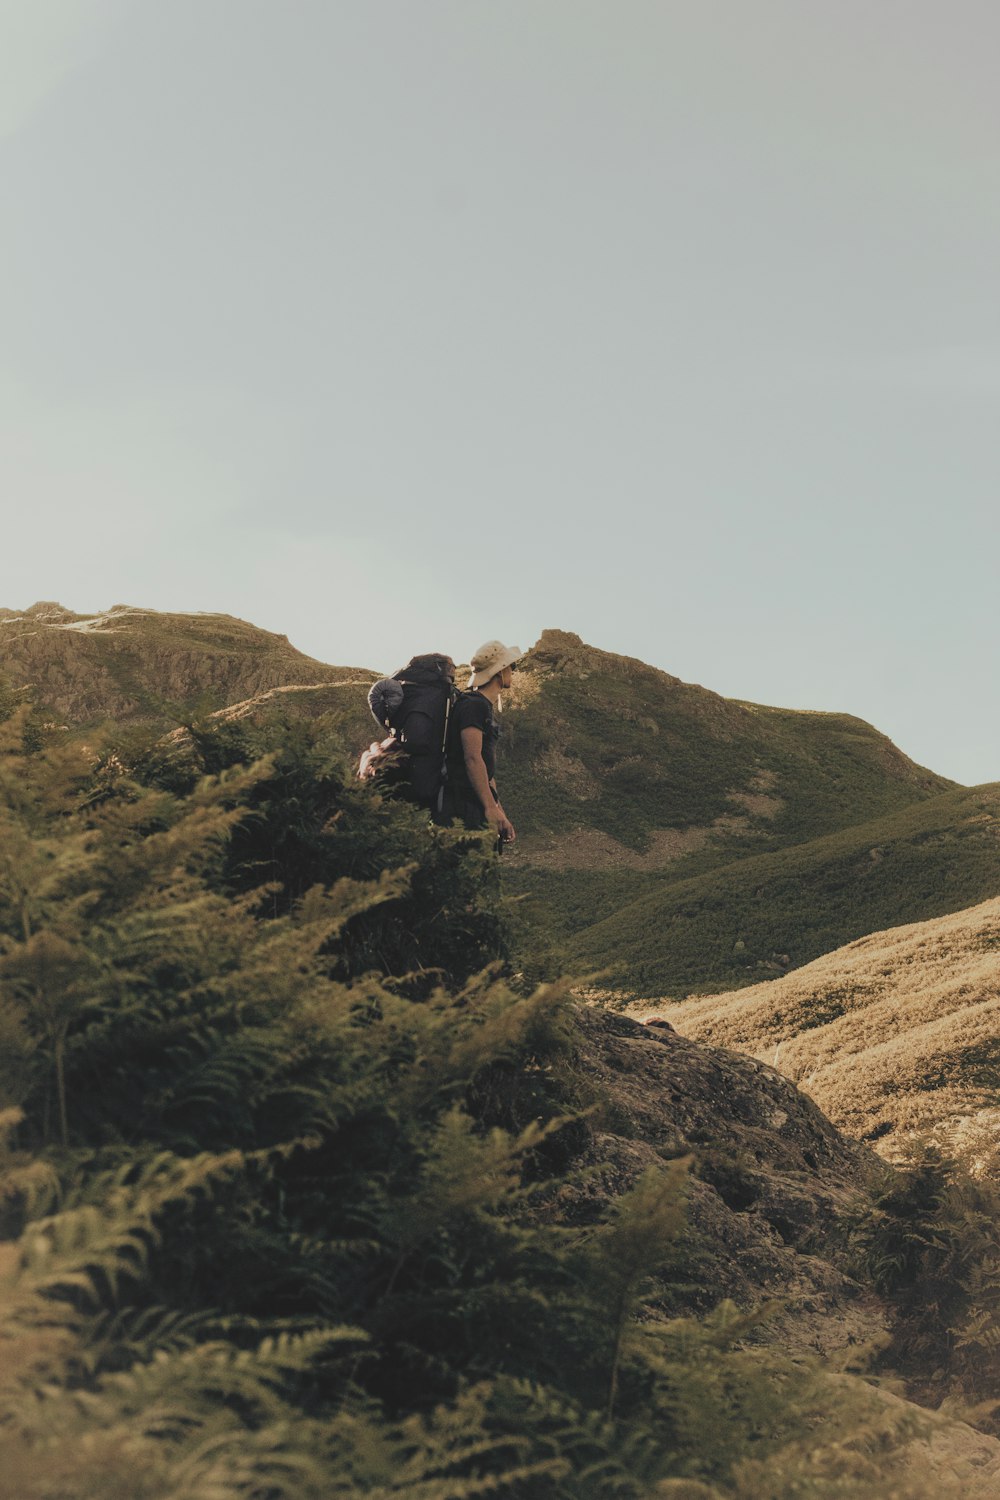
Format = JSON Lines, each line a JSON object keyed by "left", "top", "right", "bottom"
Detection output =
{"left": 486, "top": 805, "right": 516, "bottom": 843}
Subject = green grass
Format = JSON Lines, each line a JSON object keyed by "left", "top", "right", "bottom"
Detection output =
{"left": 554, "top": 784, "right": 1000, "bottom": 997}
{"left": 11, "top": 614, "right": 993, "bottom": 1007}
{"left": 491, "top": 636, "right": 990, "bottom": 994}
{"left": 1, "top": 607, "right": 375, "bottom": 730}
{"left": 498, "top": 642, "right": 950, "bottom": 857}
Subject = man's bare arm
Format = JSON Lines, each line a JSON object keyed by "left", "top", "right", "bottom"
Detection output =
{"left": 460, "top": 727, "right": 515, "bottom": 841}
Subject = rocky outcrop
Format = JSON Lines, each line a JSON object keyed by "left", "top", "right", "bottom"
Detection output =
{"left": 570, "top": 1008, "right": 884, "bottom": 1351}
{"left": 577, "top": 1008, "right": 1000, "bottom": 1495}
{"left": 644, "top": 895, "right": 1000, "bottom": 1172}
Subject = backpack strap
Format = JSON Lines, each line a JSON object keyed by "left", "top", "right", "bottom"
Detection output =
{"left": 435, "top": 688, "right": 455, "bottom": 815}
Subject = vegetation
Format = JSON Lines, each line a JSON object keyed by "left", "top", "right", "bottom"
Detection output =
{"left": 543, "top": 783, "right": 1000, "bottom": 997}
{"left": 492, "top": 633, "right": 1000, "bottom": 995}
{"left": 646, "top": 893, "right": 1000, "bottom": 1160}
{"left": 850, "top": 1149, "right": 1000, "bottom": 1429}
{"left": 0, "top": 603, "right": 366, "bottom": 728}
{"left": 498, "top": 632, "right": 950, "bottom": 858}
{"left": 10, "top": 610, "right": 1000, "bottom": 1003}
{"left": 0, "top": 704, "right": 971, "bottom": 1496}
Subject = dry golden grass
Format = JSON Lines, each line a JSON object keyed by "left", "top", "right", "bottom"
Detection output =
{"left": 631, "top": 896, "right": 1000, "bottom": 1171}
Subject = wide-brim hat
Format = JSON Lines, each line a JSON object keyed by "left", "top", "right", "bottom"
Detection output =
{"left": 468, "top": 640, "right": 522, "bottom": 689}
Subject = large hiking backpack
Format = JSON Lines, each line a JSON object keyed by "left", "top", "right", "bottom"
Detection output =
{"left": 358, "top": 653, "right": 456, "bottom": 811}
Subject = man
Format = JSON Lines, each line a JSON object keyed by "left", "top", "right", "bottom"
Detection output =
{"left": 440, "top": 639, "right": 520, "bottom": 843}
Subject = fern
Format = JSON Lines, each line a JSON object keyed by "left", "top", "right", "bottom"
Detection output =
{"left": 2, "top": 710, "right": 987, "bottom": 1496}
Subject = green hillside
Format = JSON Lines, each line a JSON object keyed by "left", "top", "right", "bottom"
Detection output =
{"left": 2, "top": 610, "right": 952, "bottom": 866}
{"left": 10, "top": 607, "right": 1000, "bottom": 1002}
{"left": 552, "top": 783, "right": 1000, "bottom": 998}
{"left": 500, "top": 630, "right": 950, "bottom": 863}
{"left": 495, "top": 630, "right": 998, "bottom": 993}
{"left": 0, "top": 602, "right": 370, "bottom": 724}
{"left": 8, "top": 706, "right": 973, "bottom": 1498}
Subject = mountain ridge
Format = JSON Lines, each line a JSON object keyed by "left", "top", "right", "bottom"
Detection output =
{"left": 5, "top": 603, "right": 999, "bottom": 999}
{"left": 0, "top": 601, "right": 369, "bottom": 724}
{"left": 499, "top": 628, "right": 952, "bottom": 874}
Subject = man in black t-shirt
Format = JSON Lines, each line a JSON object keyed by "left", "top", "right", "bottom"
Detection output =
{"left": 439, "top": 639, "right": 521, "bottom": 841}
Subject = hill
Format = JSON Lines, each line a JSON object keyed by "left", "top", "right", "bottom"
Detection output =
{"left": 555, "top": 781, "right": 1000, "bottom": 997}
{"left": 4, "top": 705, "right": 1000, "bottom": 1493}
{"left": 8, "top": 605, "right": 1000, "bottom": 998}
{"left": 634, "top": 895, "right": 1000, "bottom": 1174}
{"left": 500, "top": 629, "right": 950, "bottom": 863}
{"left": 1, "top": 609, "right": 950, "bottom": 841}
{"left": 494, "top": 631, "right": 998, "bottom": 995}
{"left": 0, "top": 601, "right": 370, "bottom": 724}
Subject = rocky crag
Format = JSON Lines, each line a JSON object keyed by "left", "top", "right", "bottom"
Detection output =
{"left": 574, "top": 1007, "right": 1000, "bottom": 1494}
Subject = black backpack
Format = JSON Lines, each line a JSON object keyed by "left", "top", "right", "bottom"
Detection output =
{"left": 359, "top": 653, "right": 456, "bottom": 811}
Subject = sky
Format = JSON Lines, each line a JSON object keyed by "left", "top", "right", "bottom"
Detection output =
{"left": 2, "top": 1, "right": 999, "bottom": 784}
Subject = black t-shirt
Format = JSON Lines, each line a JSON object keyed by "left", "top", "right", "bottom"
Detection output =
{"left": 448, "top": 691, "right": 499, "bottom": 791}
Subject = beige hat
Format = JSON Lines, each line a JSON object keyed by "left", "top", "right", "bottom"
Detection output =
{"left": 468, "top": 639, "right": 522, "bottom": 689}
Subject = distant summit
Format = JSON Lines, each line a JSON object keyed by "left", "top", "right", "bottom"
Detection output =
{"left": 0, "top": 600, "right": 78, "bottom": 621}
{"left": 502, "top": 625, "right": 951, "bottom": 865}
{"left": 0, "top": 603, "right": 372, "bottom": 724}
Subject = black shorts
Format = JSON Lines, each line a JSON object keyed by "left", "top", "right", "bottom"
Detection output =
{"left": 435, "top": 784, "right": 488, "bottom": 830}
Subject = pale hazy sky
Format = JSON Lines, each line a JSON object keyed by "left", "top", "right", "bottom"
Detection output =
{"left": 2, "top": 1, "right": 999, "bottom": 784}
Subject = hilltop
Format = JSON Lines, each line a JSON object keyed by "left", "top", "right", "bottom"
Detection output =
{"left": 496, "top": 632, "right": 998, "bottom": 996}
{"left": 0, "top": 609, "right": 949, "bottom": 840}
{"left": 0, "top": 601, "right": 370, "bottom": 724}
{"left": 502, "top": 630, "right": 950, "bottom": 862}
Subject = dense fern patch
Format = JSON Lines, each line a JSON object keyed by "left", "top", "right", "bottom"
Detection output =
{"left": 0, "top": 708, "right": 984, "bottom": 1496}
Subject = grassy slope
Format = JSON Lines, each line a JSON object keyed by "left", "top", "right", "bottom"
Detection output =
{"left": 496, "top": 631, "right": 997, "bottom": 990}
{"left": 562, "top": 783, "right": 1000, "bottom": 997}
{"left": 4, "top": 612, "right": 950, "bottom": 853}
{"left": 500, "top": 631, "right": 950, "bottom": 858}
{"left": 0, "top": 603, "right": 371, "bottom": 723}
{"left": 635, "top": 894, "right": 1000, "bottom": 1172}
{"left": 10, "top": 611, "right": 1000, "bottom": 1001}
